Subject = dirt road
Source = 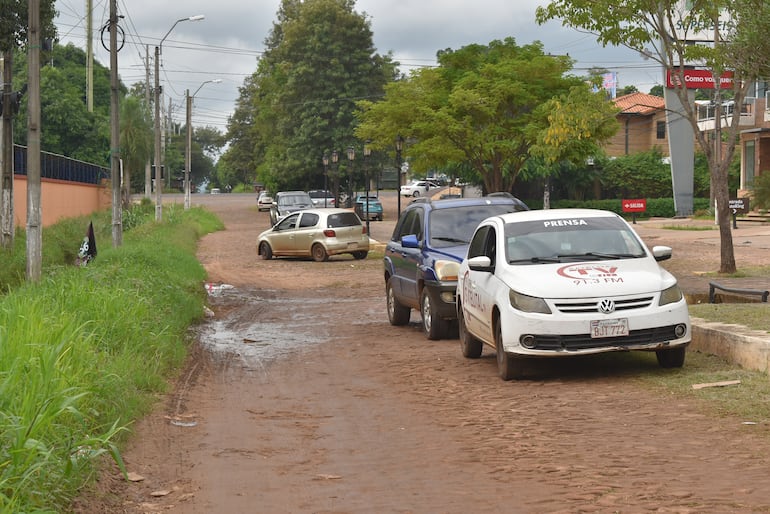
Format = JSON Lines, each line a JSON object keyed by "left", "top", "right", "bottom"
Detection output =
{"left": 77, "top": 193, "right": 770, "bottom": 513}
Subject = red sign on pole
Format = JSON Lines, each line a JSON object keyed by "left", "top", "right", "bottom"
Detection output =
{"left": 622, "top": 199, "right": 647, "bottom": 213}
{"left": 666, "top": 68, "right": 734, "bottom": 90}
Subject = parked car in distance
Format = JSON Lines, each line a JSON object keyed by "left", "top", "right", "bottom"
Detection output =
{"left": 400, "top": 180, "right": 436, "bottom": 197}
{"left": 210, "top": 188, "right": 221, "bottom": 194}
{"left": 257, "top": 208, "right": 369, "bottom": 262}
{"left": 354, "top": 194, "right": 384, "bottom": 221}
{"left": 456, "top": 208, "right": 691, "bottom": 380}
{"left": 308, "top": 189, "right": 336, "bottom": 208}
{"left": 384, "top": 193, "right": 529, "bottom": 340}
{"left": 257, "top": 191, "right": 273, "bottom": 211}
{"left": 269, "top": 190, "right": 314, "bottom": 225}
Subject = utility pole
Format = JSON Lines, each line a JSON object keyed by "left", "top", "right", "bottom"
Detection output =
{"left": 86, "top": 0, "right": 94, "bottom": 112}
{"left": 144, "top": 45, "right": 151, "bottom": 198}
{"left": 109, "top": 0, "right": 122, "bottom": 246}
{"left": 27, "top": 0, "right": 42, "bottom": 281}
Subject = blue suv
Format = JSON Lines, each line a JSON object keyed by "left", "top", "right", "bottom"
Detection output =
{"left": 384, "top": 193, "right": 528, "bottom": 340}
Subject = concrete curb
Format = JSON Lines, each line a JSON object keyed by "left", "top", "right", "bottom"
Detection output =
{"left": 691, "top": 317, "right": 770, "bottom": 374}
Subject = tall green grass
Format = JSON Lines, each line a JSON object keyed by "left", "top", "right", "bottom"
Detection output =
{"left": 0, "top": 202, "right": 223, "bottom": 512}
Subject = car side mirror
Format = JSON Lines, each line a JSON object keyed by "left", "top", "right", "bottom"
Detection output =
{"left": 651, "top": 245, "right": 672, "bottom": 262}
{"left": 401, "top": 234, "right": 420, "bottom": 248}
{"left": 467, "top": 255, "right": 493, "bottom": 272}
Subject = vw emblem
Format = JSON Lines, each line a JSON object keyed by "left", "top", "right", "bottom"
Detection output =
{"left": 598, "top": 299, "right": 615, "bottom": 314}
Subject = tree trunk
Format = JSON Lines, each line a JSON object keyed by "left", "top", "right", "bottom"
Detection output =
{"left": 1, "top": 52, "right": 14, "bottom": 249}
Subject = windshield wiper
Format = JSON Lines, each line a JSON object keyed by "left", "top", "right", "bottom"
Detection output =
{"left": 433, "top": 237, "right": 468, "bottom": 244}
{"left": 509, "top": 256, "right": 562, "bottom": 264}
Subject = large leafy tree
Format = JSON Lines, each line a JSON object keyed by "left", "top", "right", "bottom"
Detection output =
{"left": 221, "top": 0, "right": 396, "bottom": 193}
{"left": 536, "top": 0, "right": 770, "bottom": 273}
{"left": 355, "top": 38, "right": 619, "bottom": 194}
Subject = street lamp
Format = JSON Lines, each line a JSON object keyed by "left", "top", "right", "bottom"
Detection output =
{"left": 154, "top": 14, "right": 205, "bottom": 221}
{"left": 322, "top": 152, "right": 329, "bottom": 207}
{"left": 363, "top": 141, "right": 372, "bottom": 234}
{"left": 331, "top": 149, "right": 339, "bottom": 206}
{"left": 395, "top": 135, "right": 404, "bottom": 219}
{"left": 346, "top": 146, "right": 355, "bottom": 208}
{"left": 185, "top": 78, "right": 221, "bottom": 209}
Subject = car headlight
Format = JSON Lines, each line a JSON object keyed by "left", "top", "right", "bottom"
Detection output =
{"left": 509, "top": 290, "right": 551, "bottom": 314}
{"left": 659, "top": 284, "right": 683, "bottom": 306}
{"left": 435, "top": 260, "right": 460, "bottom": 281}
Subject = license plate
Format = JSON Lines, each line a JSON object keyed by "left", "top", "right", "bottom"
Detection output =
{"left": 347, "top": 242, "right": 358, "bottom": 249}
{"left": 590, "top": 318, "right": 629, "bottom": 338}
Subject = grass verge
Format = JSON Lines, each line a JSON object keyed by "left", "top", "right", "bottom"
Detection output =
{"left": 0, "top": 202, "right": 223, "bottom": 512}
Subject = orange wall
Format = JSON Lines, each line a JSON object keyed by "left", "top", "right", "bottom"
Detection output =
{"left": 12, "top": 175, "right": 112, "bottom": 227}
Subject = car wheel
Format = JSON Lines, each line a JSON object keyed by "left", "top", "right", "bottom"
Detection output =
{"left": 656, "top": 346, "right": 686, "bottom": 368}
{"left": 311, "top": 243, "right": 329, "bottom": 262}
{"left": 352, "top": 251, "right": 368, "bottom": 260}
{"left": 420, "top": 288, "right": 448, "bottom": 340}
{"left": 258, "top": 241, "right": 272, "bottom": 260}
{"left": 458, "top": 301, "right": 482, "bottom": 358}
{"left": 386, "top": 277, "right": 410, "bottom": 326}
{"left": 495, "top": 317, "right": 523, "bottom": 380}
{"left": 413, "top": 191, "right": 420, "bottom": 197}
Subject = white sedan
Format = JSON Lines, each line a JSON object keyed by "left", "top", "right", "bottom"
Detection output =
{"left": 456, "top": 208, "right": 691, "bottom": 380}
{"left": 400, "top": 180, "right": 435, "bottom": 197}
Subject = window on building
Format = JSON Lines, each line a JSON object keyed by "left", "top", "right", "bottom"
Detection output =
{"left": 656, "top": 120, "right": 666, "bottom": 139}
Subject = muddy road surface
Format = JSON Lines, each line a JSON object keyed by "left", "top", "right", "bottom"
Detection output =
{"left": 76, "top": 193, "right": 770, "bottom": 513}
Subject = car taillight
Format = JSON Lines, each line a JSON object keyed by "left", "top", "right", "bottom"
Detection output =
{"left": 323, "top": 229, "right": 336, "bottom": 237}
{"left": 362, "top": 226, "right": 367, "bottom": 235}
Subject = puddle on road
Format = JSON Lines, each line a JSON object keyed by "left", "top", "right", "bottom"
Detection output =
{"left": 196, "top": 284, "right": 381, "bottom": 370}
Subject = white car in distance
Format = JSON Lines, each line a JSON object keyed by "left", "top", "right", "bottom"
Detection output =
{"left": 400, "top": 180, "right": 436, "bottom": 197}
{"left": 456, "top": 208, "right": 691, "bottom": 380}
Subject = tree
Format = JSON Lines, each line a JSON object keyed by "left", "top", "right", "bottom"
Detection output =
{"left": 0, "top": 0, "right": 56, "bottom": 248}
{"left": 356, "top": 38, "right": 619, "bottom": 194}
{"left": 536, "top": 0, "right": 770, "bottom": 273}
{"left": 120, "top": 95, "right": 152, "bottom": 207}
{"left": 221, "top": 0, "right": 395, "bottom": 194}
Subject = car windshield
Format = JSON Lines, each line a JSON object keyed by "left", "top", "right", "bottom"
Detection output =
{"left": 280, "top": 194, "right": 310, "bottom": 206}
{"left": 429, "top": 204, "right": 520, "bottom": 248}
{"left": 504, "top": 216, "right": 647, "bottom": 264}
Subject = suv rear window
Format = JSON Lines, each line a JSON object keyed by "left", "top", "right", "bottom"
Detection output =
{"left": 327, "top": 212, "right": 362, "bottom": 228}
{"left": 429, "top": 204, "right": 519, "bottom": 248}
{"left": 279, "top": 193, "right": 311, "bottom": 205}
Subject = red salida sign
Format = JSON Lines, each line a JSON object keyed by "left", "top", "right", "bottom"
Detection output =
{"left": 622, "top": 199, "right": 647, "bottom": 213}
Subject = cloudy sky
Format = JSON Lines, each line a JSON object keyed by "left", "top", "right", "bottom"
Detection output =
{"left": 54, "top": 0, "right": 663, "bottom": 134}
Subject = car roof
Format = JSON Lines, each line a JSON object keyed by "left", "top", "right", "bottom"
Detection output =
{"left": 495, "top": 208, "right": 620, "bottom": 223}
{"left": 406, "top": 194, "right": 528, "bottom": 212}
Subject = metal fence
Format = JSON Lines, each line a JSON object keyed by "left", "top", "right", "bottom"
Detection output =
{"left": 13, "top": 145, "right": 110, "bottom": 185}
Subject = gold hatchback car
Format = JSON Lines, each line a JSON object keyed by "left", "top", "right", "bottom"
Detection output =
{"left": 257, "top": 208, "right": 370, "bottom": 262}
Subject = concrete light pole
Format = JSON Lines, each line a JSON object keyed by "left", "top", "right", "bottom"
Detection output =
{"left": 185, "top": 79, "right": 221, "bottom": 209}
{"left": 154, "top": 14, "right": 204, "bottom": 221}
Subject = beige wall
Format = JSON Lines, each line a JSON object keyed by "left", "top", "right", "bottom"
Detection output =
{"left": 12, "top": 175, "right": 111, "bottom": 227}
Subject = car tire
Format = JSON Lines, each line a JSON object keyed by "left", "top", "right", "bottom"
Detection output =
{"left": 352, "top": 251, "right": 368, "bottom": 260}
{"left": 458, "top": 301, "right": 482, "bottom": 358}
{"left": 413, "top": 191, "right": 420, "bottom": 197}
{"left": 656, "top": 346, "right": 686, "bottom": 368}
{"left": 258, "top": 241, "right": 272, "bottom": 260}
{"left": 495, "top": 317, "right": 523, "bottom": 380}
{"left": 386, "top": 277, "right": 410, "bottom": 326}
{"left": 420, "top": 288, "right": 448, "bottom": 340}
{"left": 311, "top": 243, "right": 329, "bottom": 262}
